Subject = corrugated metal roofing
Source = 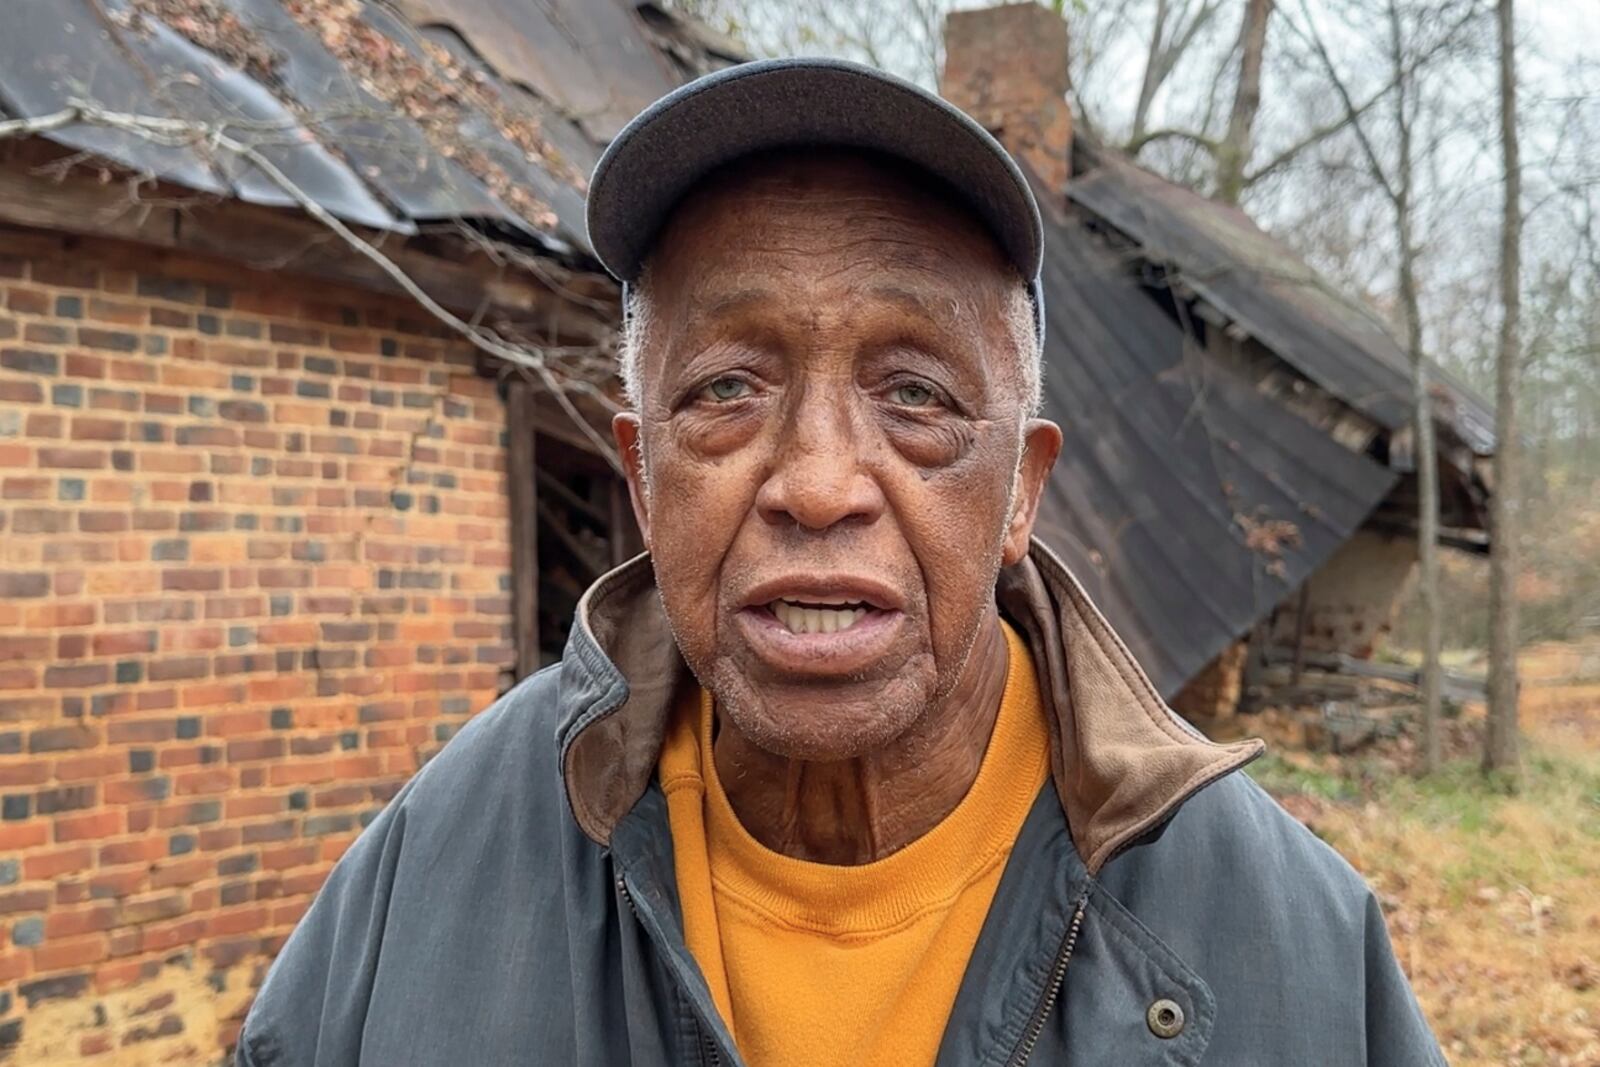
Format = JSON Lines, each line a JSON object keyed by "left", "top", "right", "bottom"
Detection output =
{"left": 0, "top": 0, "right": 717, "bottom": 254}
{"left": 1069, "top": 149, "right": 1496, "bottom": 457}
{"left": 390, "top": 0, "right": 683, "bottom": 144}
{"left": 1033, "top": 204, "right": 1399, "bottom": 696}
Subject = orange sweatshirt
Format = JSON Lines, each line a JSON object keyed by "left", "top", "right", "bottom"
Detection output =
{"left": 658, "top": 621, "right": 1050, "bottom": 1067}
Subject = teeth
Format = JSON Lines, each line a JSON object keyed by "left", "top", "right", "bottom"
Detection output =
{"left": 770, "top": 600, "right": 869, "bottom": 635}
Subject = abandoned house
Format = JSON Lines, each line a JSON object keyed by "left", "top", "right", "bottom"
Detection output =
{"left": 0, "top": 0, "right": 1490, "bottom": 1061}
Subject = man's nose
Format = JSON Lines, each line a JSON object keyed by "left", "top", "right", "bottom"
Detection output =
{"left": 755, "top": 402, "right": 886, "bottom": 532}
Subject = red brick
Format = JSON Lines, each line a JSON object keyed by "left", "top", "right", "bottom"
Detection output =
{"left": 54, "top": 753, "right": 126, "bottom": 781}
{"left": 207, "top": 711, "right": 267, "bottom": 737}
{"left": 224, "top": 795, "right": 284, "bottom": 819}
{"left": 33, "top": 934, "right": 109, "bottom": 971}
{"left": 56, "top": 810, "right": 125, "bottom": 843}
{"left": 98, "top": 838, "right": 166, "bottom": 865}
{"left": 141, "top": 917, "right": 205, "bottom": 953}
{"left": 0, "top": 379, "right": 43, "bottom": 404}
{"left": 146, "top": 656, "right": 210, "bottom": 682}
{"left": 198, "top": 827, "right": 240, "bottom": 852}
{"left": 281, "top": 869, "right": 329, "bottom": 896}
{"left": 267, "top": 760, "right": 337, "bottom": 787}
{"left": 38, "top": 447, "right": 106, "bottom": 469}
{"left": 240, "top": 820, "right": 295, "bottom": 845}
{"left": 149, "top": 857, "right": 210, "bottom": 889}
{"left": 0, "top": 888, "right": 52, "bottom": 914}
{"left": 173, "top": 769, "right": 232, "bottom": 796}
{"left": 25, "top": 846, "right": 95, "bottom": 880}
{"left": 70, "top": 417, "right": 126, "bottom": 442}
{"left": 0, "top": 634, "right": 51, "bottom": 660}
{"left": 107, "top": 927, "right": 142, "bottom": 958}
{"left": 46, "top": 904, "right": 117, "bottom": 938}
{"left": 91, "top": 630, "right": 157, "bottom": 656}
{"left": 271, "top": 899, "right": 312, "bottom": 927}
{"left": 226, "top": 738, "right": 285, "bottom": 762}
{"left": 0, "top": 822, "right": 49, "bottom": 849}
{"left": 64, "top": 352, "right": 105, "bottom": 379}
{"left": 94, "top": 958, "right": 146, "bottom": 992}
{"left": 1, "top": 477, "right": 50, "bottom": 501}
{"left": 86, "top": 869, "right": 146, "bottom": 903}
{"left": 26, "top": 602, "right": 96, "bottom": 627}
{"left": 0, "top": 952, "right": 31, "bottom": 982}
{"left": 260, "top": 844, "right": 318, "bottom": 871}
{"left": 116, "top": 893, "right": 186, "bottom": 925}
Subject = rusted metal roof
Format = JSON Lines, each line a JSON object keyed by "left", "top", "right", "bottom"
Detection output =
{"left": 389, "top": 0, "right": 683, "bottom": 144}
{"left": 1033, "top": 204, "right": 1399, "bottom": 696}
{"left": 0, "top": 0, "right": 732, "bottom": 255}
{"left": 1069, "top": 148, "right": 1496, "bottom": 458}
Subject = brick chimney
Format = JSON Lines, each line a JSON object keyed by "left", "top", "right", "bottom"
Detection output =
{"left": 940, "top": 3, "right": 1072, "bottom": 199}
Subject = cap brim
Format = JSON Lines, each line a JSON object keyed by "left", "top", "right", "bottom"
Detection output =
{"left": 584, "top": 58, "right": 1044, "bottom": 285}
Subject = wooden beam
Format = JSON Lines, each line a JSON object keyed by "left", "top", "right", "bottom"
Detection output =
{"left": 505, "top": 383, "right": 541, "bottom": 678}
{"left": 1290, "top": 581, "right": 1312, "bottom": 686}
{"left": 0, "top": 156, "right": 616, "bottom": 343}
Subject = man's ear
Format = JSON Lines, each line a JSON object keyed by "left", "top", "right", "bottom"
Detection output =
{"left": 612, "top": 413, "right": 651, "bottom": 549}
{"left": 1001, "top": 419, "right": 1062, "bottom": 567}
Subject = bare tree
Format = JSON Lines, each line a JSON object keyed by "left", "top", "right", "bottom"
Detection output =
{"left": 1288, "top": 0, "right": 1486, "bottom": 773}
{"left": 1127, "top": 0, "right": 1228, "bottom": 149}
{"left": 1484, "top": 0, "right": 1522, "bottom": 780}
{"left": 1214, "top": 0, "right": 1274, "bottom": 203}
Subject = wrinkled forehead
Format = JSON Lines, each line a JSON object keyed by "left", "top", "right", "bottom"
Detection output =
{"left": 643, "top": 148, "right": 1016, "bottom": 303}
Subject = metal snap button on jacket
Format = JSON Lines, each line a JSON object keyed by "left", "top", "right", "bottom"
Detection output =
{"left": 1147, "top": 998, "right": 1185, "bottom": 1039}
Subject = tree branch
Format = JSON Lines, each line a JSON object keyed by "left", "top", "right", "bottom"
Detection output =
{"left": 1281, "top": 0, "right": 1398, "bottom": 205}
{"left": 1243, "top": 80, "right": 1389, "bottom": 186}
{"left": 1125, "top": 126, "right": 1222, "bottom": 156}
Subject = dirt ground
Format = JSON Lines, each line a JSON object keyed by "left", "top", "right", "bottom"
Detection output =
{"left": 1240, "top": 640, "right": 1600, "bottom": 1067}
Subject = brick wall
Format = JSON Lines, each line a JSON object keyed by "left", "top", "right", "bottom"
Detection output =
{"left": 0, "top": 226, "right": 514, "bottom": 1063}
{"left": 1269, "top": 528, "right": 1418, "bottom": 659}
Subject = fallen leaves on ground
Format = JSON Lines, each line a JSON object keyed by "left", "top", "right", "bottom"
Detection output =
{"left": 1239, "top": 641, "right": 1600, "bottom": 1067}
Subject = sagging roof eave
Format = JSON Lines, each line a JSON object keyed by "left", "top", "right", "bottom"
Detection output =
{"left": 1066, "top": 138, "right": 1496, "bottom": 463}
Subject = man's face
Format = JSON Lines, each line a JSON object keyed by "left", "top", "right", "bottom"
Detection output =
{"left": 615, "top": 152, "right": 1060, "bottom": 762}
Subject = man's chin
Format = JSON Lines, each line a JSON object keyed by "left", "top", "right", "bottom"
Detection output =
{"left": 709, "top": 663, "right": 935, "bottom": 763}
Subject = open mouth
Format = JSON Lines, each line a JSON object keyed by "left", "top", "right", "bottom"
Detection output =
{"left": 768, "top": 598, "right": 875, "bottom": 635}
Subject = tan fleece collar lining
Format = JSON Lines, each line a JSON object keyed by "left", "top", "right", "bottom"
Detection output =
{"left": 560, "top": 538, "right": 1262, "bottom": 875}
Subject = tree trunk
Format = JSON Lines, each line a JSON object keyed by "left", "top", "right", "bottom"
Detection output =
{"left": 1387, "top": 0, "right": 1442, "bottom": 775}
{"left": 1484, "top": 0, "right": 1522, "bottom": 780}
{"left": 1214, "top": 0, "right": 1274, "bottom": 204}
{"left": 1130, "top": 0, "right": 1174, "bottom": 149}
{"left": 1413, "top": 357, "right": 1443, "bottom": 775}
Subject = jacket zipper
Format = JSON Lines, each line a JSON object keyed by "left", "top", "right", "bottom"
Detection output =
{"left": 1006, "top": 888, "right": 1090, "bottom": 1067}
{"left": 616, "top": 874, "right": 639, "bottom": 917}
{"left": 616, "top": 872, "right": 726, "bottom": 1067}
{"left": 1002, "top": 750, "right": 1249, "bottom": 1067}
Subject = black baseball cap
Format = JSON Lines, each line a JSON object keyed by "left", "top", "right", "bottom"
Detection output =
{"left": 584, "top": 57, "right": 1046, "bottom": 339}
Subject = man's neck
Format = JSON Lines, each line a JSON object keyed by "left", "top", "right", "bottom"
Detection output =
{"left": 713, "top": 611, "right": 1011, "bottom": 864}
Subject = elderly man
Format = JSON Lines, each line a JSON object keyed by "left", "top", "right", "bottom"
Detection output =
{"left": 237, "top": 60, "right": 1442, "bottom": 1067}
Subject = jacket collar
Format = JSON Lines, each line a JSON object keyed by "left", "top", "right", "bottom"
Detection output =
{"left": 555, "top": 537, "right": 1262, "bottom": 875}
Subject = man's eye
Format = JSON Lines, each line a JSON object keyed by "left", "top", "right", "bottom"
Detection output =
{"left": 889, "top": 381, "right": 938, "bottom": 407}
{"left": 704, "top": 377, "right": 751, "bottom": 402}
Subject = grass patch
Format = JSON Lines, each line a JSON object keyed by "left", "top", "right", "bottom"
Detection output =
{"left": 1253, "top": 725, "right": 1600, "bottom": 1065}
{"left": 1247, "top": 751, "right": 1361, "bottom": 801}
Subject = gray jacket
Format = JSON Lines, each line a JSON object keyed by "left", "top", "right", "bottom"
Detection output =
{"left": 237, "top": 543, "right": 1444, "bottom": 1066}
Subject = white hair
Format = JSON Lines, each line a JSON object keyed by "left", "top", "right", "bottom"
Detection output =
{"left": 618, "top": 269, "right": 1043, "bottom": 417}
